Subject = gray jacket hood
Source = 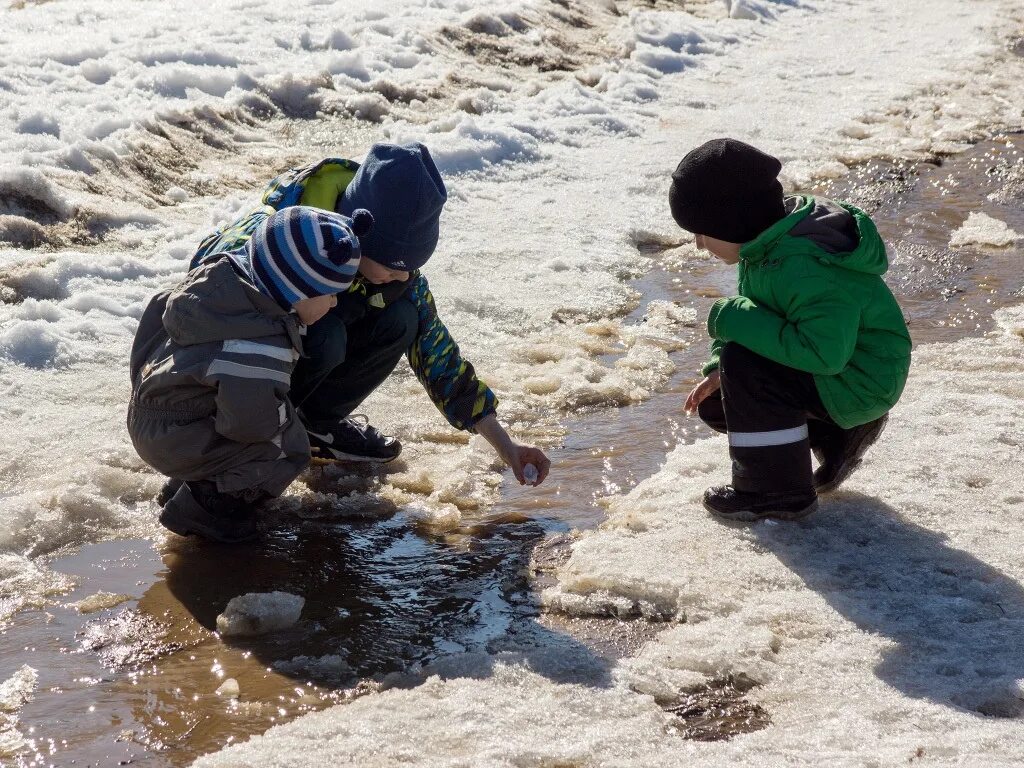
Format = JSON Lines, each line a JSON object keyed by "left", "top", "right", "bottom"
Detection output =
{"left": 784, "top": 195, "right": 889, "bottom": 276}
{"left": 786, "top": 196, "right": 861, "bottom": 255}
{"left": 162, "top": 258, "right": 295, "bottom": 348}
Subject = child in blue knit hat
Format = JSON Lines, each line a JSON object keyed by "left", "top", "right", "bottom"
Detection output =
{"left": 128, "top": 206, "right": 373, "bottom": 543}
{"left": 190, "top": 142, "right": 551, "bottom": 489}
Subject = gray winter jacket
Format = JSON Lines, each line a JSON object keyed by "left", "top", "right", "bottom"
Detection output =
{"left": 128, "top": 258, "right": 310, "bottom": 497}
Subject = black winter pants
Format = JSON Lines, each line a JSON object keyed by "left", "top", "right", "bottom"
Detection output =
{"left": 289, "top": 299, "right": 419, "bottom": 429}
{"left": 697, "top": 342, "right": 842, "bottom": 494}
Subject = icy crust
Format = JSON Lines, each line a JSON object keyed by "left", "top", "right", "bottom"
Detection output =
{"left": 194, "top": 662, "right": 683, "bottom": 768}
{"left": 0, "top": 665, "right": 37, "bottom": 758}
{"left": 949, "top": 211, "right": 1022, "bottom": 248}
{"left": 196, "top": 311, "right": 1024, "bottom": 766}
{"left": 0, "top": 554, "right": 75, "bottom": 626}
{"left": 0, "top": 0, "right": 788, "bottom": 241}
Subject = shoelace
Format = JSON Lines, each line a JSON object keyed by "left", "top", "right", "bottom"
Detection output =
{"left": 344, "top": 414, "right": 371, "bottom": 435}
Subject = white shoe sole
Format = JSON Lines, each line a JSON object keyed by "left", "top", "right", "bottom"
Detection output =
{"left": 310, "top": 448, "right": 400, "bottom": 465}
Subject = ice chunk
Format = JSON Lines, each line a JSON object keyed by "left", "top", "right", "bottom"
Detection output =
{"left": 0, "top": 665, "right": 37, "bottom": 758}
{"left": 165, "top": 186, "right": 189, "bottom": 203}
{"left": 215, "top": 592, "right": 305, "bottom": 637}
{"left": 70, "top": 591, "right": 132, "bottom": 614}
{"left": 0, "top": 666, "right": 36, "bottom": 714}
{"left": 949, "top": 212, "right": 1021, "bottom": 248}
{"left": 524, "top": 463, "right": 539, "bottom": 485}
{"left": 215, "top": 678, "right": 240, "bottom": 698}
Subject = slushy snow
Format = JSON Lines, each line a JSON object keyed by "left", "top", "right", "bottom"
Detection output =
{"left": 0, "top": 0, "right": 1022, "bottom": 763}
{"left": 198, "top": 306, "right": 1024, "bottom": 768}
{"left": 215, "top": 592, "right": 305, "bottom": 637}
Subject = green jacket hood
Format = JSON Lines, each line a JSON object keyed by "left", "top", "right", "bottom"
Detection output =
{"left": 741, "top": 195, "right": 889, "bottom": 276}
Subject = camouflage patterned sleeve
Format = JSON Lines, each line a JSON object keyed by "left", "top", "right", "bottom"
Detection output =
{"left": 406, "top": 274, "right": 498, "bottom": 432}
{"left": 190, "top": 205, "right": 275, "bottom": 270}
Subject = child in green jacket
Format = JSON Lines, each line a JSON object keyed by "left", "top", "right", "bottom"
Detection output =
{"left": 671, "top": 138, "right": 911, "bottom": 522}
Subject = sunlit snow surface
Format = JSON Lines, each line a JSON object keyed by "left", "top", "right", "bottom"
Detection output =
{"left": 0, "top": 0, "right": 1023, "bottom": 764}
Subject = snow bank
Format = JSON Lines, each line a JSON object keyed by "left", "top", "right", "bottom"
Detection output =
{"left": 216, "top": 592, "right": 305, "bottom": 637}
{"left": 197, "top": 306, "right": 1024, "bottom": 766}
{"left": 949, "top": 211, "right": 1022, "bottom": 247}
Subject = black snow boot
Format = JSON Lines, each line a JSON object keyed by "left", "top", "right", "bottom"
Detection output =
{"left": 304, "top": 414, "right": 402, "bottom": 464}
{"left": 703, "top": 485, "right": 818, "bottom": 523}
{"left": 159, "top": 480, "right": 264, "bottom": 544}
{"left": 156, "top": 478, "right": 184, "bottom": 506}
{"left": 813, "top": 414, "right": 888, "bottom": 494}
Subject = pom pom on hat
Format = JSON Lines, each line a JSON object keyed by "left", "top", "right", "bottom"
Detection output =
{"left": 349, "top": 208, "right": 374, "bottom": 238}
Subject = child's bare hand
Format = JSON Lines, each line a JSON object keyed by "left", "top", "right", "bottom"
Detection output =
{"left": 502, "top": 444, "right": 551, "bottom": 486}
{"left": 684, "top": 371, "right": 721, "bottom": 414}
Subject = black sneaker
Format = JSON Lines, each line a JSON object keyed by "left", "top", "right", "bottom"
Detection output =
{"left": 305, "top": 415, "right": 402, "bottom": 464}
{"left": 156, "top": 478, "right": 184, "bottom": 506}
{"left": 159, "top": 480, "right": 262, "bottom": 544}
{"left": 813, "top": 414, "right": 888, "bottom": 494}
{"left": 703, "top": 485, "right": 818, "bottom": 523}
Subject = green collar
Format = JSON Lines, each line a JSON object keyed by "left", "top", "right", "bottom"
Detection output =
{"left": 739, "top": 195, "right": 815, "bottom": 264}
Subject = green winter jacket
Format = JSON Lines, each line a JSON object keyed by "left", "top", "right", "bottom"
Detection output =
{"left": 703, "top": 195, "right": 911, "bottom": 429}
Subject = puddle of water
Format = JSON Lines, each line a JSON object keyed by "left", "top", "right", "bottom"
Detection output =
{"left": 3, "top": 134, "right": 1024, "bottom": 764}
{"left": 665, "top": 676, "right": 772, "bottom": 742}
{"left": 816, "top": 133, "right": 1024, "bottom": 342}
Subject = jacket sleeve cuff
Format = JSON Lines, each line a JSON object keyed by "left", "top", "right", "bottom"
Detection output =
{"left": 700, "top": 359, "right": 720, "bottom": 377}
{"left": 706, "top": 297, "right": 731, "bottom": 340}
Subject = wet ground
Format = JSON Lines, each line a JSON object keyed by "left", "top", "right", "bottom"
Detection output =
{"left": 2, "top": 133, "right": 1023, "bottom": 766}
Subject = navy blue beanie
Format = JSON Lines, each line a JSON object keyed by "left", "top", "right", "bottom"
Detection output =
{"left": 337, "top": 142, "right": 447, "bottom": 271}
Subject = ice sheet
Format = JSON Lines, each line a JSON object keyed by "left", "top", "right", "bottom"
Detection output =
{"left": 950, "top": 211, "right": 1022, "bottom": 248}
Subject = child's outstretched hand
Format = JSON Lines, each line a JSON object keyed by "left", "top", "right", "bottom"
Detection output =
{"left": 504, "top": 444, "right": 551, "bottom": 487}
{"left": 684, "top": 370, "right": 721, "bottom": 414}
{"left": 475, "top": 413, "right": 551, "bottom": 487}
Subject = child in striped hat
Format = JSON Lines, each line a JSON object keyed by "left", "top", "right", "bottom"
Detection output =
{"left": 127, "top": 206, "right": 373, "bottom": 543}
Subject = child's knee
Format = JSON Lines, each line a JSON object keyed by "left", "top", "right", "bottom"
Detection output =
{"left": 303, "top": 312, "right": 348, "bottom": 368}
{"left": 377, "top": 299, "right": 419, "bottom": 349}
{"left": 697, "top": 392, "right": 727, "bottom": 433}
{"left": 718, "top": 341, "right": 753, "bottom": 373}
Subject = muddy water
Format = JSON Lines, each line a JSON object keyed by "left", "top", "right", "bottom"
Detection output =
{"left": 3, "top": 134, "right": 1023, "bottom": 766}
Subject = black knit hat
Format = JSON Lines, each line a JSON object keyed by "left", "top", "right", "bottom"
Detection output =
{"left": 668, "top": 138, "right": 786, "bottom": 243}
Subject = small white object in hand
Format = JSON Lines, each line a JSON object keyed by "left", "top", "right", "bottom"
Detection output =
{"left": 523, "top": 463, "right": 539, "bottom": 484}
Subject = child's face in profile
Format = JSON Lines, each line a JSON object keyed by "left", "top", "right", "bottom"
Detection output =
{"left": 359, "top": 256, "right": 410, "bottom": 285}
{"left": 293, "top": 294, "right": 338, "bottom": 326}
{"left": 695, "top": 234, "right": 741, "bottom": 265}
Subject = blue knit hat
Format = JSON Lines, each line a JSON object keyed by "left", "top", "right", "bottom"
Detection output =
{"left": 337, "top": 142, "right": 447, "bottom": 271}
{"left": 244, "top": 206, "right": 373, "bottom": 309}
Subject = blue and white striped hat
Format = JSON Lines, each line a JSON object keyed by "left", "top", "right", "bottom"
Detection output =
{"left": 246, "top": 206, "right": 373, "bottom": 309}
